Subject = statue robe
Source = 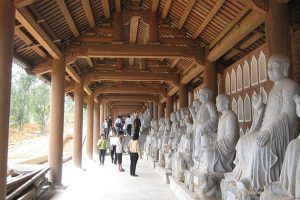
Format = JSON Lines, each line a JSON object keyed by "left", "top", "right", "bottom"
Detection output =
{"left": 280, "top": 137, "right": 300, "bottom": 199}
{"left": 211, "top": 110, "right": 239, "bottom": 173}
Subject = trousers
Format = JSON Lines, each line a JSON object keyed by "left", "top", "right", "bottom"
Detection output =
{"left": 130, "top": 153, "right": 139, "bottom": 175}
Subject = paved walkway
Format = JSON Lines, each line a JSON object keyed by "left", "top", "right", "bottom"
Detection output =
{"left": 39, "top": 154, "right": 177, "bottom": 200}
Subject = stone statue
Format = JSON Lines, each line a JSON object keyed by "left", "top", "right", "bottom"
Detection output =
{"left": 155, "top": 118, "right": 166, "bottom": 160}
{"left": 172, "top": 107, "right": 194, "bottom": 182}
{"left": 145, "top": 120, "right": 158, "bottom": 156}
{"left": 261, "top": 94, "right": 300, "bottom": 199}
{"left": 151, "top": 118, "right": 164, "bottom": 160}
{"left": 228, "top": 54, "right": 300, "bottom": 193}
{"left": 164, "top": 112, "right": 179, "bottom": 169}
{"left": 193, "top": 94, "right": 239, "bottom": 200}
{"left": 158, "top": 118, "right": 171, "bottom": 167}
{"left": 189, "top": 88, "right": 218, "bottom": 168}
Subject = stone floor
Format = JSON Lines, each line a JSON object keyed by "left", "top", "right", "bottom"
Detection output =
{"left": 39, "top": 154, "right": 177, "bottom": 200}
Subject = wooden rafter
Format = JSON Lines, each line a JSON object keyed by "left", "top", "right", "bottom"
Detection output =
{"left": 81, "top": 0, "right": 95, "bottom": 28}
{"left": 192, "top": 0, "right": 225, "bottom": 39}
{"left": 65, "top": 65, "right": 92, "bottom": 95}
{"left": 14, "top": 0, "right": 37, "bottom": 8}
{"left": 16, "top": 8, "right": 62, "bottom": 59}
{"left": 93, "top": 86, "right": 167, "bottom": 97}
{"left": 101, "top": 0, "right": 111, "bottom": 19}
{"left": 86, "top": 57, "right": 94, "bottom": 67}
{"left": 55, "top": 0, "right": 80, "bottom": 37}
{"left": 31, "top": 60, "right": 52, "bottom": 75}
{"left": 15, "top": 27, "right": 47, "bottom": 58}
{"left": 209, "top": 7, "right": 250, "bottom": 49}
{"left": 115, "top": 0, "right": 121, "bottom": 12}
{"left": 151, "top": 0, "right": 160, "bottom": 12}
{"left": 239, "top": 32, "right": 264, "bottom": 49}
{"left": 162, "top": 0, "right": 172, "bottom": 20}
{"left": 208, "top": 11, "right": 264, "bottom": 62}
{"left": 177, "top": 0, "right": 196, "bottom": 30}
{"left": 170, "top": 57, "right": 180, "bottom": 68}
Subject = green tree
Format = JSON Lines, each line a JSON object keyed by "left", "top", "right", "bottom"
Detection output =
{"left": 10, "top": 71, "right": 35, "bottom": 131}
{"left": 32, "top": 83, "right": 50, "bottom": 134}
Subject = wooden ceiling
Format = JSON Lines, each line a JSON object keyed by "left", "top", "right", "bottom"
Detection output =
{"left": 13, "top": 0, "right": 271, "bottom": 107}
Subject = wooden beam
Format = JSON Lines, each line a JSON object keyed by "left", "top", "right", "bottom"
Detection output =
{"left": 66, "top": 44, "right": 205, "bottom": 65}
{"left": 209, "top": 7, "right": 250, "bottom": 49}
{"left": 192, "top": 0, "right": 225, "bottom": 39}
{"left": 177, "top": 0, "right": 196, "bottom": 30}
{"left": 16, "top": 8, "right": 62, "bottom": 59}
{"left": 112, "top": 105, "right": 144, "bottom": 110}
{"left": 55, "top": 0, "right": 80, "bottom": 37}
{"left": 93, "top": 86, "right": 167, "bottom": 97}
{"left": 14, "top": 0, "right": 37, "bottom": 8}
{"left": 239, "top": 32, "right": 264, "bottom": 50}
{"left": 82, "top": 71, "right": 180, "bottom": 86}
{"left": 168, "top": 86, "right": 179, "bottom": 96}
{"left": 223, "top": 49, "right": 240, "bottom": 60}
{"left": 115, "top": 0, "right": 121, "bottom": 12}
{"left": 101, "top": 0, "right": 110, "bottom": 19}
{"left": 100, "top": 95, "right": 159, "bottom": 102}
{"left": 86, "top": 57, "right": 94, "bottom": 67}
{"left": 181, "top": 64, "right": 203, "bottom": 84}
{"left": 208, "top": 11, "right": 264, "bottom": 62}
{"left": 162, "top": 0, "right": 172, "bottom": 20}
{"left": 66, "top": 65, "right": 81, "bottom": 83}
{"left": 15, "top": 27, "right": 47, "bottom": 58}
{"left": 129, "top": 16, "right": 139, "bottom": 66}
{"left": 110, "top": 102, "right": 145, "bottom": 106}
{"left": 31, "top": 60, "right": 52, "bottom": 75}
{"left": 170, "top": 57, "right": 180, "bottom": 68}
{"left": 81, "top": 0, "right": 95, "bottom": 28}
{"left": 151, "top": 0, "right": 160, "bottom": 12}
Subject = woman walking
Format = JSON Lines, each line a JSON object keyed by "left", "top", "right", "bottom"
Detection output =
{"left": 97, "top": 134, "right": 108, "bottom": 165}
{"left": 127, "top": 133, "right": 142, "bottom": 176}
{"left": 116, "top": 131, "right": 125, "bottom": 172}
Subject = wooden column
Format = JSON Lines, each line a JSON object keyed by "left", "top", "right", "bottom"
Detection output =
{"left": 0, "top": 2, "right": 15, "bottom": 198}
{"left": 49, "top": 58, "right": 65, "bottom": 186}
{"left": 266, "top": 0, "right": 291, "bottom": 57}
{"left": 153, "top": 102, "right": 158, "bottom": 121}
{"left": 93, "top": 102, "right": 100, "bottom": 156}
{"left": 158, "top": 102, "right": 164, "bottom": 120}
{"left": 73, "top": 82, "right": 83, "bottom": 168}
{"left": 166, "top": 95, "right": 172, "bottom": 119}
{"left": 86, "top": 93, "right": 94, "bottom": 160}
{"left": 113, "top": 12, "right": 123, "bottom": 70}
{"left": 149, "top": 102, "right": 153, "bottom": 119}
{"left": 103, "top": 101, "right": 107, "bottom": 119}
{"left": 100, "top": 103, "right": 104, "bottom": 131}
{"left": 140, "top": 59, "right": 148, "bottom": 71}
{"left": 203, "top": 47, "right": 218, "bottom": 101}
{"left": 179, "top": 83, "right": 188, "bottom": 109}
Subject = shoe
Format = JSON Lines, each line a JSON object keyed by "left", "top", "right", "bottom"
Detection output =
{"left": 133, "top": 174, "right": 138, "bottom": 177}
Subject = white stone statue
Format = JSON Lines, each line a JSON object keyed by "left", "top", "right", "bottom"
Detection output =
{"left": 172, "top": 107, "right": 194, "bottom": 182}
{"left": 155, "top": 118, "right": 165, "bottom": 160}
{"left": 260, "top": 94, "right": 300, "bottom": 200}
{"left": 193, "top": 94, "right": 239, "bottom": 200}
{"left": 228, "top": 54, "right": 300, "bottom": 193}
{"left": 151, "top": 118, "right": 164, "bottom": 160}
{"left": 189, "top": 88, "right": 218, "bottom": 168}
{"left": 145, "top": 120, "right": 158, "bottom": 156}
{"left": 158, "top": 118, "right": 171, "bottom": 167}
{"left": 164, "top": 112, "right": 179, "bottom": 169}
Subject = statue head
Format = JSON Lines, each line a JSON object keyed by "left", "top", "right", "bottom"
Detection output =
{"left": 192, "top": 99, "right": 201, "bottom": 110}
{"left": 175, "top": 111, "right": 181, "bottom": 121}
{"left": 180, "top": 107, "right": 190, "bottom": 119}
{"left": 293, "top": 94, "right": 300, "bottom": 118}
{"left": 198, "top": 88, "right": 213, "bottom": 103}
{"left": 216, "top": 94, "right": 230, "bottom": 112}
{"left": 267, "top": 54, "right": 290, "bottom": 82}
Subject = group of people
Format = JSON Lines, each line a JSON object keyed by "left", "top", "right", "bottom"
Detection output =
{"left": 102, "top": 115, "right": 142, "bottom": 139}
{"left": 97, "top": 114, "right": 143, "bottom": 176}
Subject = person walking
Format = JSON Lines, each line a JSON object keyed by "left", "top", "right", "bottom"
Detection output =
{"left": 114, "top": 115, "right": 122, "bottom": 134}
{"left": 107, "top": 115, "right": 113, "bottom": 134}
{"left": 125, "top": 115, "right": 132, "bottom": 136}
{"left": 127, "top": 133, "right": 142, "bottom": 176}
{"left": 103, "top": 118, "right": 109, "bottom": 139}
{"left": 133, "top": 115, "right": 141, "bottom": 136}
{"left": 110, "top": 131, "right": 118, "bottom": 164}
{"left": 116, "top": 131, "right": 125, "bottom": 172}
{"left": 97, "top": 134, "right": 108, "bottom": 165}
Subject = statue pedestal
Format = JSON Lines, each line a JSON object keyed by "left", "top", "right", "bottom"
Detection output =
{"left": 147, "top": 156, "right": 157, "bottom": 169}
{"left": 193, "top": 171, "right": 224, "bottom": 200}
{"left": 155, "top": 166, "right": 172, "bottom": 184}
{"left": 169, "top": 176, "right": 199, "bottom": 200}
{"left": 260, "top": 182, "right": 293, "bottom": 200}
{"left": 220, "top": 179, "right": 259, "bottom": 200}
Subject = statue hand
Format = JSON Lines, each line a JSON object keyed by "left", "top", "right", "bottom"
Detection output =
{"left": 256, "top": 131, "right": 271, "bottom": 147}
{"left": 252, "top": 93, "right": 263, "bottom": 110}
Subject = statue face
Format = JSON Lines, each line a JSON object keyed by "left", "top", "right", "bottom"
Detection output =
{"left": 216, "top": 96, "right": 227, "bottom": 112}
{"left": 199, "top": 91, "right": 208, "bottom": 103}
{"left": 267, "top": 58, "right": 285, "bottom": 82}
{"left": 170, "top": 113, "right": 175, "bottom": 121}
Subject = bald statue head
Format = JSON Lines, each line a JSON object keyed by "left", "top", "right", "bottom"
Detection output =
{"left": 216, "top": 94, "right": 230, "bottom": 112}
{"left": 267, "top": 54, "right": 290, "bottom": 82}
{"left": 198, "top": 88, "right": 213, "bottom": 103}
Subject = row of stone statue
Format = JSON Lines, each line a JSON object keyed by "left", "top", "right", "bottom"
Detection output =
{"left": 144, "top": 55, "right": 300, "bottom": 200}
